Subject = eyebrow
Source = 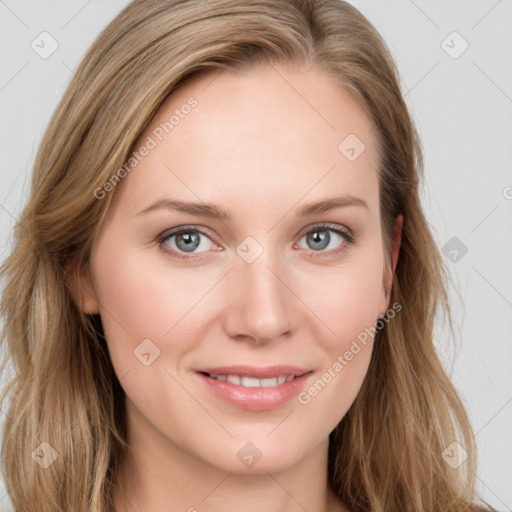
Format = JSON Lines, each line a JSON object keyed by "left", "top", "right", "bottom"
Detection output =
{"left": 136, "top": 195, "right": 369, "bottom": 220}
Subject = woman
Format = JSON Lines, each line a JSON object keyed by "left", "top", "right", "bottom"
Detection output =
{"left": 0, "top": 0, "right": 496, "bottom": 511}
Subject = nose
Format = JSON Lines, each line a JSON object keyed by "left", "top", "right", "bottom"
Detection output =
{"left": 221, "top": 249, "right": 296, "bottom": 344}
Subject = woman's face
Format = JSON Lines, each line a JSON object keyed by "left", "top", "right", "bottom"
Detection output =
{"left": 79, "top": 62, "right": 400, "bottom": 474}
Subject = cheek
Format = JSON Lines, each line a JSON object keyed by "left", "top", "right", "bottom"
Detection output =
{"left": 295, "top": 264, "right": 381, "bottom": 427}
{"left": 298, "top": 342, "right": 372, "bottom": 439}
{"left": 299, "top": 255, "right": 384, "bottom": 347}
{"left": 294, "top": 248, "right": 383, "bottom": 403}
{"left": 91, "top": 241, "right": 213, "bottom": 374}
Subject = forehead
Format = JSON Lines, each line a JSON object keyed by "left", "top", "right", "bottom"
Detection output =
{"left": 115, "top": 62, "right": 380, "bottom": 219}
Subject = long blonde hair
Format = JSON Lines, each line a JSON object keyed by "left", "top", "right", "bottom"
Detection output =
{"left": 0, "top": 1, "right": 495, "bottom": 511}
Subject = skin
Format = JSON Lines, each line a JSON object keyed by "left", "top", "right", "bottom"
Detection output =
{"left": 73, "top": 61, "right": 402, "bottom": 512}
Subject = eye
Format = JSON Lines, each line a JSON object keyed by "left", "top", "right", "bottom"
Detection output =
{"left": 157, "top": 226, "right": 218, "bottom": 261}
{"left": 156, "top": 223, "right": 356, "bottom": 262}
{"left": 295, "top": 223, "right": 355, "bottom": 259}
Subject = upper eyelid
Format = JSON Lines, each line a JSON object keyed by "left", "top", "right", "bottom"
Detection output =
{"left": 296, "top": 222, "right": 351, "bottom": 237}
{"left": 158, "top": 224, "right": 217, "bottom": 244}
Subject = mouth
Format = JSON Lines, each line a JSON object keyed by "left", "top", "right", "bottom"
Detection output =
{"left": 195, "top": 365, "right": 313, "bottom": 411}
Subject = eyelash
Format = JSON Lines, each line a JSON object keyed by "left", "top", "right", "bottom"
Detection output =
{"left": 156, "top": 223, "right": 356, "bottom": 262}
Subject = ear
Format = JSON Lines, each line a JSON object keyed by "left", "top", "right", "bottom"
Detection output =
{"left": 379, "top": 214, "right": 403, "bottom": 316}
{"left": 64, "top": 257, "right": 100, "bottom": 315}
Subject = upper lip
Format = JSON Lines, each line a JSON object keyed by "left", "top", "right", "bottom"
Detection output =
{"left": 196, "top": 365, "right": 312, "bottom": 379}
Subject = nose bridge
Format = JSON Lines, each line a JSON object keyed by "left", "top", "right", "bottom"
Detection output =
{"left": 224, "top": 243, "right": 294, "bottom": 342}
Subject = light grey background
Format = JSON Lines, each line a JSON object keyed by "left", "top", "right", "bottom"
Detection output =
{"left": 0, "top": 1, "right": 511, "bottom": 510}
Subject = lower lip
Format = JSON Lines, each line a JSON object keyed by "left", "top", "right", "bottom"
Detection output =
{"left": 196, "top": 372, "right": 312, "bottom": 411}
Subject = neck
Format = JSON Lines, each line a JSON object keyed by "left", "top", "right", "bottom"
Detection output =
{"left": 113, "top": 431, "right": 348, "bottom": 512}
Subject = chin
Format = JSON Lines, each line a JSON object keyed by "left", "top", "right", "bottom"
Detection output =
{"left": 201, "top": 437, "right": 310, "bottom": 474}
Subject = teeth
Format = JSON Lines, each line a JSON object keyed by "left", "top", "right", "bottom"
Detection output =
{"left": 226, "top": 375, "right": 241, "bottom": 385}
{"left": 241, "top": 376, "right": 261, "bottom": 387}
{"left": 209, "top": 374, "right": 296, "bottom": 387}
